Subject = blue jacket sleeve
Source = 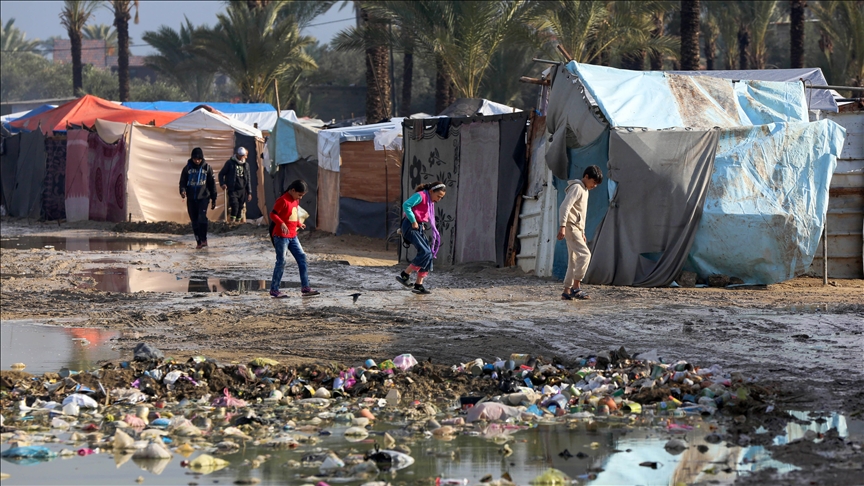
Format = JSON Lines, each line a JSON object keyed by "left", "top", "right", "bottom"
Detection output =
{"left": 402, "top": 192, "right": 422, "bottom": 224}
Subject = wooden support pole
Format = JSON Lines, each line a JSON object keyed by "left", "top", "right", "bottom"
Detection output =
{"left": 556, "top": 44, "right": 574, "bottom": 62}
{"left": 519, "top": 76, "right": 551, "bottom": 86}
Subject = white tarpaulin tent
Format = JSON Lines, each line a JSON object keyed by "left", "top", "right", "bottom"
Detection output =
{"left": 165, "top": 109, "right": 263, "bottom": 139}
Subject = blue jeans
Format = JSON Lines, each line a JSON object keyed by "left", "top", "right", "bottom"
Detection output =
{"left": 402, "top": 218, "right": 433, "bottom": 272}
{"left": 271, "top": 236, "right": 309, "bottom": 292}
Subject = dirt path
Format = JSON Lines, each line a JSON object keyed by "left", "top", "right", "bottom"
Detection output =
{"left": 2, "top": 219, "right": 862, "bottom": 415}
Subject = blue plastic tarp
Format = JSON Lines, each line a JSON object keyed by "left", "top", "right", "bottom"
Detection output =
{"left": 688, "top": 119, "right": 846, "bottom": 284}
{"left": 1, "top": 104, "right": 57, "bottom": 133}
{"left": 122, "top": 101, "right": 275, "bottom": 113}
{"left": 568, "top": 62, "right": 809, "bottom": 129}
{"left": 268, "top": 117, "right": 299, "bottom": 166}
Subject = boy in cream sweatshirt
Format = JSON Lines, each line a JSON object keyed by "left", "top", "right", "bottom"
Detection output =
{"left": 557, "top": 165, "right": 603, "bottom": 300}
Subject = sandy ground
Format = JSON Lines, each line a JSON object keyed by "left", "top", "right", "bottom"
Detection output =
{"left": 1, "top": 218, "right": 862, "bottom": 420}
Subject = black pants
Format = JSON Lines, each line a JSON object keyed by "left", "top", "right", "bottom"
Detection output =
{"left": 186, "top": 197, "right": 209, "bottom": 244}
{"left": 227, "top": 189, "right": 246, "bottom": 220}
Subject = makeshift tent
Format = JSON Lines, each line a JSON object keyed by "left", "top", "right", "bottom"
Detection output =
{"left": 6, "top": 129, "right": 47, "bottom": 218}
{"left": 264, "top": 116, "right": 321, "bottom": 230}
{"left": 9, "top": 95, "right": 183, "bottom": 135}
{"left": 125, "top": 125, "right": 236, "bottom": 224}
{"left": 1, "top": 104, "right": 57, "bottom": 134}
{"left": 401, "top": 113, "right": 530, "bottom": 266}
{"left": 0, "top": 133, "right": 22, "bottom": 210}
{"left": 438, "top": 98, "right": 522, "bottom": 117}
{"left": 42, "top": 136, "right": 67, "bottom": 220}
{"left": 539, "top": 61, "right": 847, "bottom": 285}
{"left": 316, "top": 119, "right": 405, "bottom": 238}
{"left": 87, "top": 130, "right": 127, "bottom": 222}
{"left": 165, "top": 109, "right": 266, "bottom": 220}
{"left": 123, "top": 101, "right": 285, "bottom": 131}
{"left": 65, "top": 129, "right": 91, "bottom": 221}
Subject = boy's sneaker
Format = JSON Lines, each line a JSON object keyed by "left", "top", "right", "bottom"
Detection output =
{"left": 570, "top": 289, "right": 590, "bottom": 300}
{"left": 200, "top": 240, "right": 208, "bottom": 248}
{"left": 561, "top": 292, "right": 574, "bottom": 300}
{"left": 412, "top": 284, "right": 431, "bottom": 295}
{"left": 270, "top": 290, "right": 289, "bottom": 298}
{"left": 301, "top": 287, "right": 320, "bottom": 297}
{"left": 395, "top": 271, "right": 412, "bottom": 287}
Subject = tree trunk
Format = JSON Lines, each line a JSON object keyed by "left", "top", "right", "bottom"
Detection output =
{"left": 70, "top": 30, "right": 84, "bottom": 96}
{"left": 435, "top": 55, "right": 451, "bottom": 115}
{"left": 621, "top": 51, "right": 645, "bottom": 71}
{"left": 705, "top": 30, "right": 716, "bottom": 70}
{"left": 790, "top": 0, "right": 805, "bottom": 68}
{"left": 649, "top": 13, "right": 665, "bottom": 70}
{"left": 737, "top": 26, "right": 750, "bottom": 70}
{"left": 365, "top": 44, "right": 391, "bottom": 123}
{"left": 680, "top": 0, "right": 701, "bottom": 70}
{"left": 115, "top": 8, "right": 131, "bottom": 102}
{"left": 401, "top": 50, "right": 413, "bottom": 116}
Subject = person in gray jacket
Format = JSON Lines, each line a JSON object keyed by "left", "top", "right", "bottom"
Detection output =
{"left": 179, "top": 147, "right": 216, "bottom": 249}
{"left": 219, "top": 147, "right": 253, "bottom": 222}
{"left": 557, "top": 165, "right": 602, "bottom": 300}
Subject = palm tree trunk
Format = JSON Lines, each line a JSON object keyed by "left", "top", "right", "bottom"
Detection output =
{"left": 435, "top": 55, "right": 451, "bottom": 115}
{"left": 737, "top": 26, "right": 750, "bottom": 70}
{"left": 115, "top": 8, "right": 131, "bottom": 102}
{"left": 70, "top": 30, "right": 84, "bottom": 96}
{"left": 621, "top": 51, "right": 645, "bottom": 71}
{"left": 790, "top": 0, "right": 805, "bottom": 68}
{"left": 650, "top": 13, "right": 665, "bottom": 70}
{"left": 401, "top": 50, "right": 413, "bottom": 116}
{"left": 365, "top": 44, "right": 391, "bottom": 123}
{"left": 680, "top": 0, "right": 701, "bottom": 70}
{"left": 705, "top": 29, "right": 716, "bottom": 70}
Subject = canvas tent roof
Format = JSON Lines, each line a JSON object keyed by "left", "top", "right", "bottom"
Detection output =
{"left": 317, "top": 118, "right": 404, "bottom": 171}
{"left": 9, "top": 95, "right": 183, "bottom": 135}
{"left": 164, "top": 108, "right": 263, "bottom": 139}
{"left": 667, "top": 67, "right": 837, "bottom": 112}
{"left": 1, "top": 104, "right": 57, "bottom": 133}
{"left": 122, "top": 101, "right": 288, "bottom": 131}
{"left": 438, "top": 98, "right": 521, "bottom": 117}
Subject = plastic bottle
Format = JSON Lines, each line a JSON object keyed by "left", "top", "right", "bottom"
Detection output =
{"left": 436, "top": 478, "right": 468, "bottom": 486}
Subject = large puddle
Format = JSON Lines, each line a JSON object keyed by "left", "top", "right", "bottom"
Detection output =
{"left": 0, "top": 320, "right": 120, "bottom": 374}
{"left": 0, "top": 236, "right": 178, "bottom": 252}
{"left": 73, "top": 268, "right": 319, "bottom": 293}
{"left": 0, "top": 412, "right": 858, "bottom": 485}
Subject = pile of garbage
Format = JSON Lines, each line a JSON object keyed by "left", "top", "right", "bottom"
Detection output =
{"left": 0, "top": 343, "right": 775, "bottom": 484}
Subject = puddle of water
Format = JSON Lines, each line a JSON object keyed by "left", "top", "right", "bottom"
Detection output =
{"left": 0, "top": 236, "right": 177, "bottom": 251}
{"left": 0, "top": 320, "right": 120, "bottom": 374}
{"left": 74, "top": 267, "right": 321, "bottom": 293}
{"left": 3, "top": 413, "right": 855, "bottom": 486}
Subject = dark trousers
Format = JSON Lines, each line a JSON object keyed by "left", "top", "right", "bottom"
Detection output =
{"left": 186, "top": 197, "right": 209, "bottom": 244}
{"left": 227, "top": 189, "right": 246, "bottom": 220}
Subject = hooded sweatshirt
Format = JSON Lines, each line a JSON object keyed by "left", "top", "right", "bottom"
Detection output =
{"left": 559, "top": 179, "right": 588, "bottom": 232}
{"left": 179, "top": 160, "right": 217, "bottom": 201}
{"left": 219, "top": 156, "right": 252, "bottom": 194}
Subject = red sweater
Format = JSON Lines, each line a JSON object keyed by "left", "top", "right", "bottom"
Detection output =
{"left": 270, "top": 193, "right": 301, "bottom": 238}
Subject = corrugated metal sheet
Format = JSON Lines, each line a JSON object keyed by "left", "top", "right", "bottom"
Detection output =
{"left": 809, "top": 110, "right": 864, "bottom": 279}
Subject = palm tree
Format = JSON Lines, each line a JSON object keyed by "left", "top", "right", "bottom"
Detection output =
{"left": 789, "top": 0, "right": 805, "bottom": 68}
{"left": 810, "top": 0, "right": 864, "bottom": 87}
{"left": 713, "top": 2, "right": 740, "bottom": 69}
{"left": 142, "top": 19, "right": 215, "bottom": 100}
{"left": 1, "top": 18, "right": 42, "bottom": 53}
{"left": 680, "top": 0, "right": 700, "bottom": 70}
{"left": 701, "top": 4, "right": 720, "bottom": 70}
{"left": 60, "top": 1, "right": 99, "bottom": 96}
{"left": 746, "top": 0, "right": 778, "bottom": 69}
{"left": 193, "top": 2, "right": 316, "bottom": 103}
{"left": 82, "top": 23, "right": 117, "bottom": 55}
{"left": 358, "top": 5, "right": 392, "bottom": 122}
{"left": 107, "top": 0, "right": 139, "bottom": 102}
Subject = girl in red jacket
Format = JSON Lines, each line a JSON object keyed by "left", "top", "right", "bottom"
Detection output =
{"left": 269, "top": 180, "right": 319, "bottom": 298}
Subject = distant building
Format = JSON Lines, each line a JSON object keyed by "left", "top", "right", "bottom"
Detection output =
{"left": 52, "top": 39, "right": 156, "bottom": 82}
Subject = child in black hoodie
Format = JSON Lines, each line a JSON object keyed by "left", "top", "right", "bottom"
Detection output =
{"left": 179, "top": 147, "right": 217, "bottom": 249}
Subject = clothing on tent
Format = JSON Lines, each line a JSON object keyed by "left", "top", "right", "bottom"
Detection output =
{"left": 495, "top": 114, "right": 530, "bottom": 266}
{"left": 688, "top": 119, "right": 846, "bottom": 284}
{"left": 1, "top": 134, "right": 21, "bottom": 210}
{"left": 65, "top": 130, "right": 91, "bottom": 221}
{"left": 42, "top": 137, "right": 67, "bottom": 220}
{"left": 126, "top": 125, "right": 233, "bottom": 223}
{"left": 585, "top": 128, "right": 720, "bottom": 287}
{"left": 455, "top": 121, "right": 499, "bottom": 264}
{"left": 8, "top": 129, "right": 47, "bottom": 219}
{"left": 88, "top": 132, "right": 127, "bottom": 222}
{"left": 401, "top": 119, "right": 461, "bottom": 265}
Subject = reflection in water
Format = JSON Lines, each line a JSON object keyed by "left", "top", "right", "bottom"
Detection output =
{"left": 1, "top": 320, "right": 120, "bottom": 373}
{"left": 75, "top": 267, "right": 305, "bottom": 293}
{"left": 0, "top": 236, "right": 174, "bottom": 251}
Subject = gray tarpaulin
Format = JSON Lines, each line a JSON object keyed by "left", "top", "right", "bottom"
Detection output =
{"left": 1, "top": 134, "right": 21, "bottom": 210}
{"left": 585, "top": 128, "right": 719, "bottom": 287}
{"left": 8, "top": 129, "right": 47, "bottom": 218}
{"left": 545, "top": 64, "right": 608, "bottom": 179}
{"left": 496, "top": 113, "right": 529, "bottom": 266}
{"left": 265, "top": 158, "right": 319, "bottom": 231}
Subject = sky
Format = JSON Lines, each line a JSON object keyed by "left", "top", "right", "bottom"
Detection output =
{"left": 1, "top": 0, "right": 355, "bottom": 55}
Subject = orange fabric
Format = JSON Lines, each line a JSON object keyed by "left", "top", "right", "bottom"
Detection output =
{"left": 9, "top": 94, "right": 183, "bottom": 134}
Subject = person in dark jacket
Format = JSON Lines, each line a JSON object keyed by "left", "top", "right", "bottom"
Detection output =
{"left": 179, "top": 147, "right": 217, "bottom": 249}
{"left": 219, "top": 146, "right": 253, "bottom": 223}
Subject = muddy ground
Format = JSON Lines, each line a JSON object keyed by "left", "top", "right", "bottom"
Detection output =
{"left": 1, "top": 218, "right": 863, "bottom": 483}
